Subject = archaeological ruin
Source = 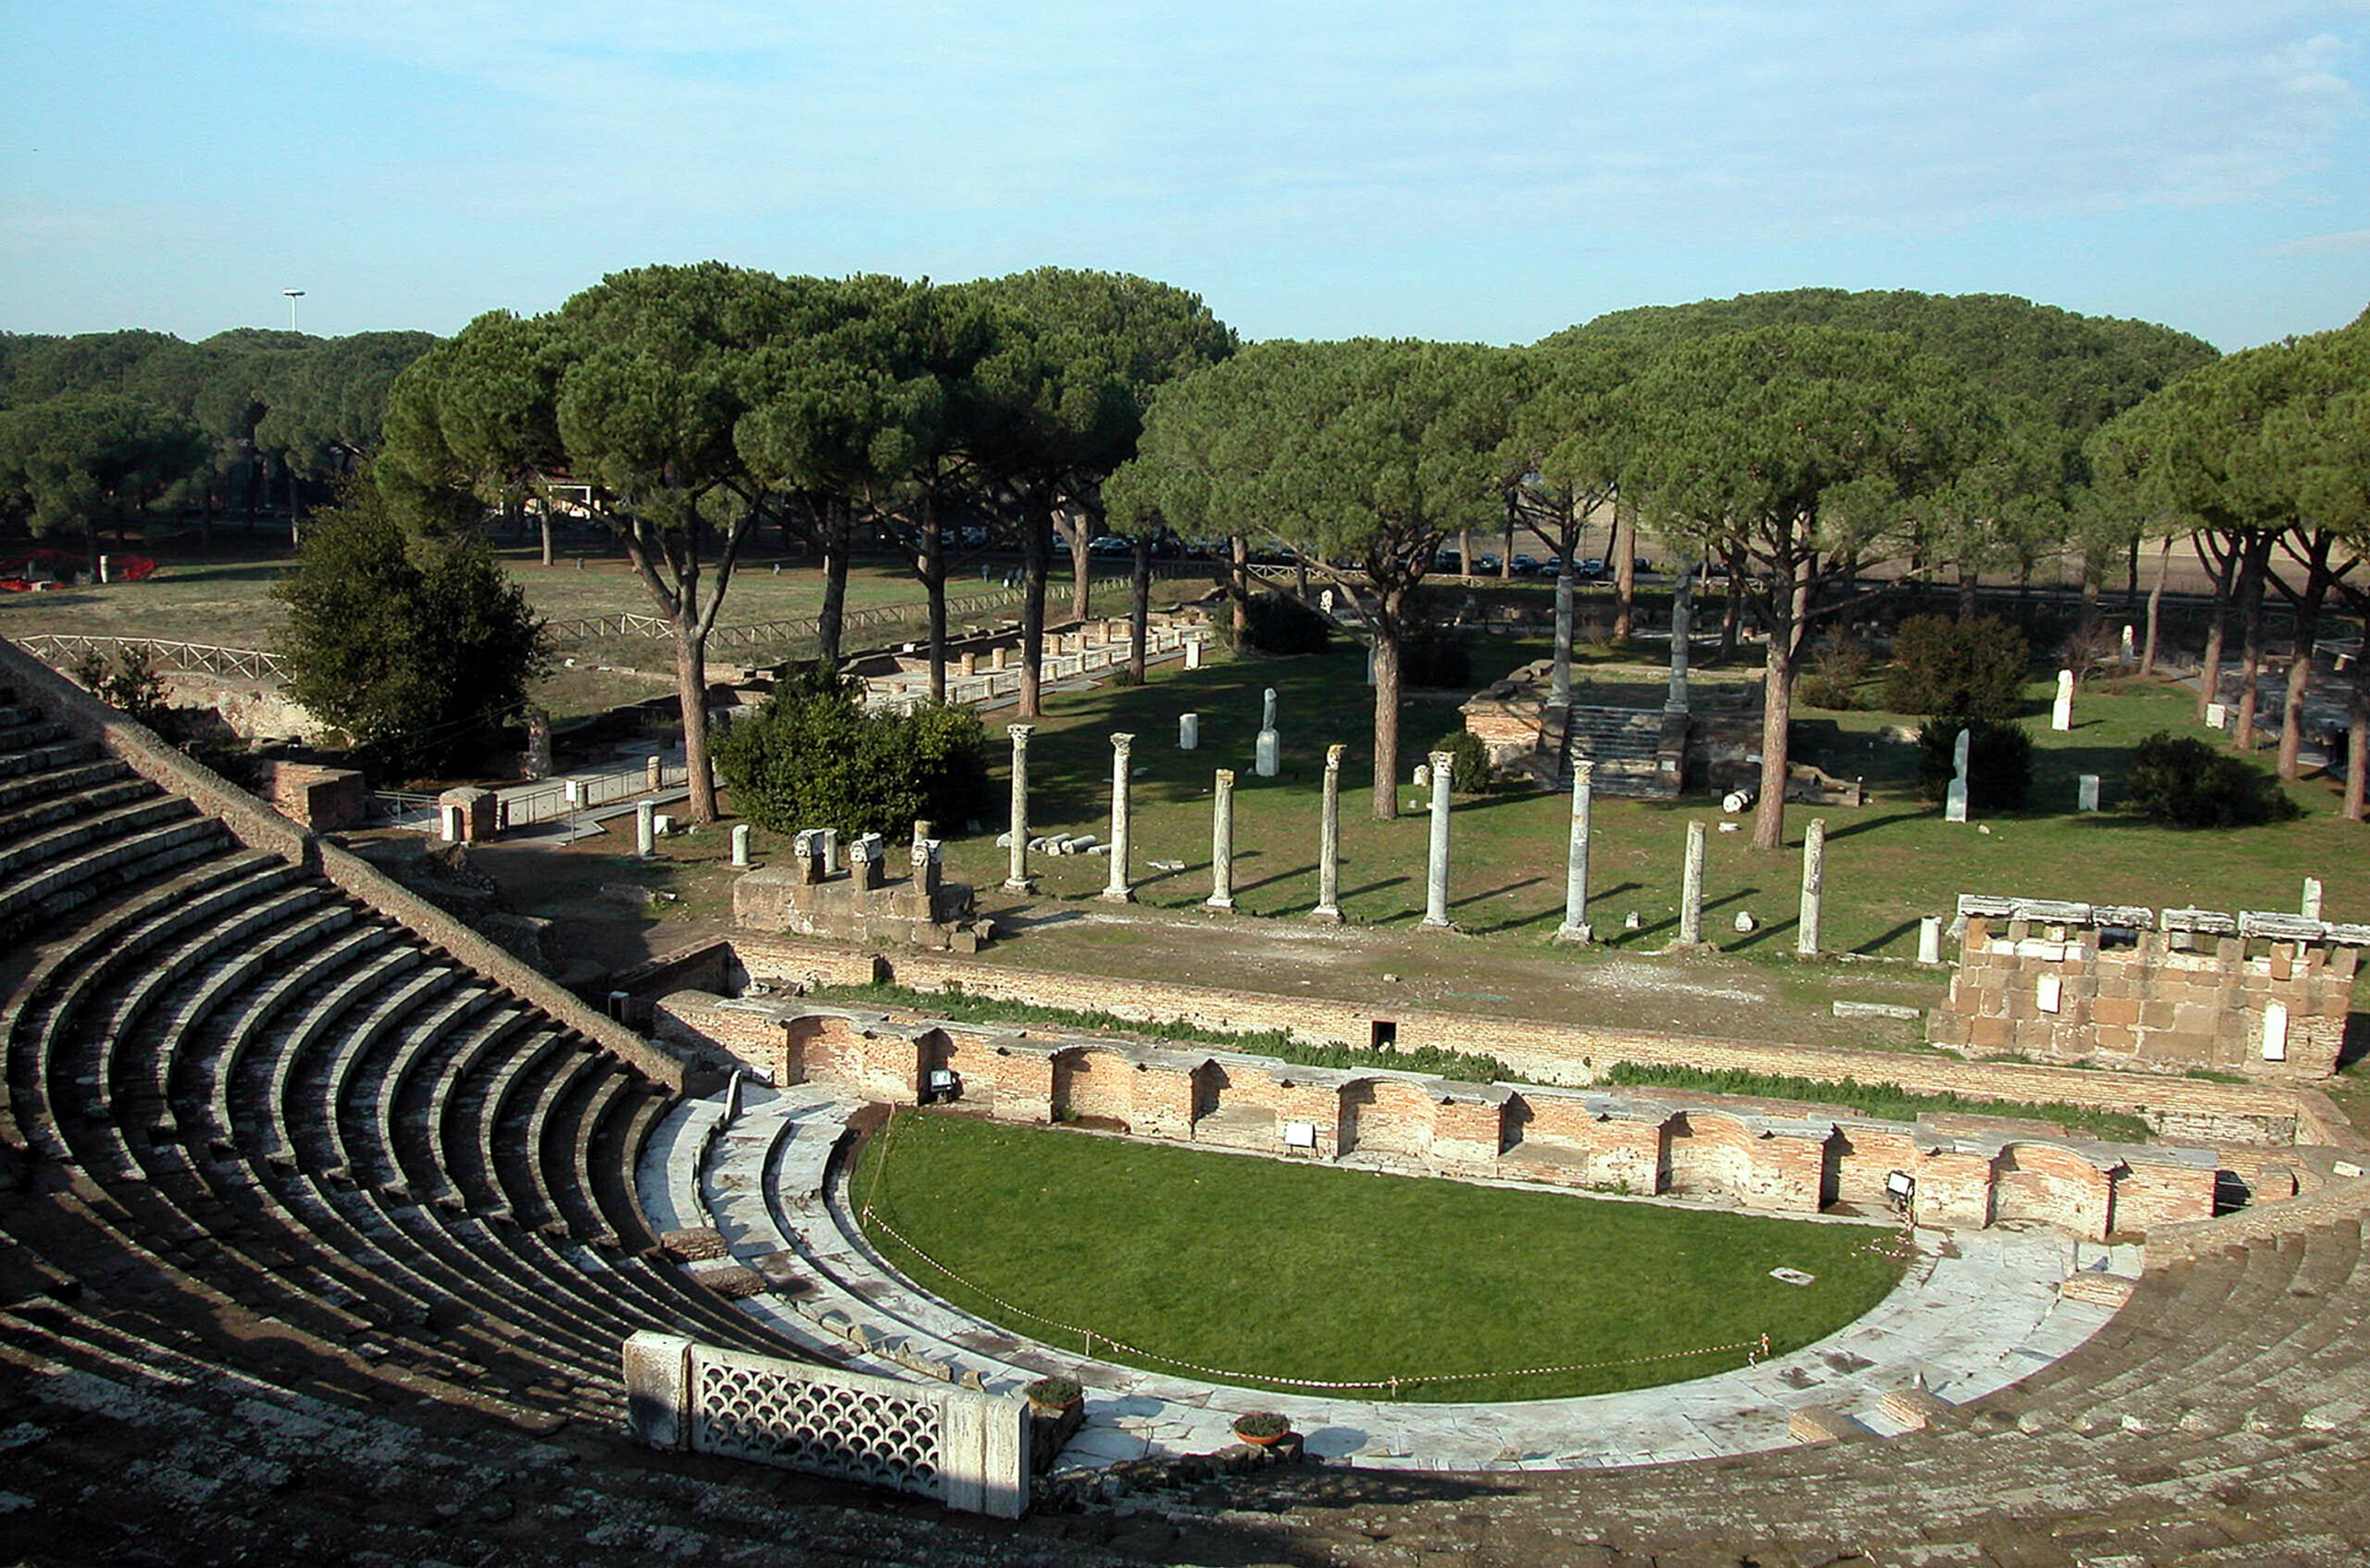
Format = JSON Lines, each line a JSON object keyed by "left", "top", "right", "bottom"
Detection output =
{"left": 1, "top": 627, "right": 2368, "bottom": 1566}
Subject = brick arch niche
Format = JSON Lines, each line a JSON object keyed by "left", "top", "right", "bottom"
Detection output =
{"left": 1341, "top": 1078, "right": 1436, "bottom": 1160}
{"left": 1659, "top": 1111, "right": 1754, "bottom": 1198}
{"left": 1049, "top": 1047, "right": 1131, "bottom": 1131}
{"left": 1990, "top": 1141, "right": 2112, "bottom": 1239}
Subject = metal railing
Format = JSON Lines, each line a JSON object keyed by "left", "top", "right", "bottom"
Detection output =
{"left": 19, "top": 633, "right": 288, "bottom": 681}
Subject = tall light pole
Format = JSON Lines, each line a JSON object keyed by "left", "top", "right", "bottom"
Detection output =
{"left": 282, "top": 289, "right": 306, "bottom": 331}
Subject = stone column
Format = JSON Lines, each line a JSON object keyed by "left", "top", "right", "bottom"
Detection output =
{"left": 2303, "top": 877, "right": 2324, "bottom": 921}
{"left": 1551, "top": 562, "right": 1574, "bottom": 708}
{"left": 1254, "top": 687, "right": 1280, "bottom": 778}
{"left": 1101, "top": 732, "right": 1136, "bottom": 902}
{"left": 645, "top": 753, "right": 665, "bottom": 791}
{"left": 1004, "top": 725, "right": 1036, "bottom": 892}
{"left": 636, "top": 800, "right": 656, "bottom": 858}
{"left": 1678, "top": 819, "right": 1706, "bottom": 945}
{"left": 1796, "top": 817, "right": 1826, "bottom": 957}
{"left": 1917, "top": 915, "right": 1943, "bottom": 964}
{"left": 1422, "top": 750, "right": 1455, "bottom": 928}
{"left": 2052, "top": 668, "right": 2075, "bottom": 731}
{"left": 1312, "top": 744, "right": 1345, "bottom": 924}
{"left": 1179, "top": 713, "right": 1199, "bottom": 751}
{"left": 730, "top": 824, "right": 752, "bottom": 867}
{"left": 1555, "top": 760, "right": 1594, "bottom": 943}
{"left": 1944, "top": 727, "right": 1971, "bottom": 823}
{"left": 1665, "top": 566, "right": 1693, "bottom": 716}
{"left": 1206, "top": 769, "right": 1236, "bottom": 910}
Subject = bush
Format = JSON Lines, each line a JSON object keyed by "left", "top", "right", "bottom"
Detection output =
{"left": 1024, "top": 1375, "right": 1081, "bottom": 1410}
{"left": 2124, "top": 732, "right": 2301, "bottom": 828}
{"left": 1883, "top": 615, "right": 2029, "bottom": 722}
{"left": 1429, "top": 728, "right": 1492, "bottom": 793}
{"left": 1230, "top": 591, "right": 1332, "bottom": 655}
{"left": 1399, "top": 627, "right": 1471, "bottom": 689}
{"left": 717, "top": 667, "right": 991, "bottom": 838}
{"left": 1796, "top": 635, "right": 1870, "bottom": 711}
{"left": 71, "top": 644, "right": 169, "bottom": 729}
{"left": 1916, "top": 718, "right": 2033, "bottom": 810}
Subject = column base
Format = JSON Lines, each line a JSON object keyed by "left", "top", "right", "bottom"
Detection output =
{"left": 1553, "top": 922, "right": 1593, "bottom": 944}
{"left": 1419, "top": 915, "right": 1459, "bottom": 932}
{"left": 1002, "top": 877, "right": 1037, "bottom": 895}
{"left": 1204, "top": 896, "right": 1234, "bottom": 911}
{"left": 1307, "top": 906, "right": 1343, "bottom": 925}
{"left": 1099, "top": 888, "right": 1136, "bottom": 903}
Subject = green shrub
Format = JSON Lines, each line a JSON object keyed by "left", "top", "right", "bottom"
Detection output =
{"left": 1024, "top": 1375, "right": 1081, "bottom": 1409}
{"left": 1399, "top": 627, "right": 1471, "bottom": 689}
{"left": 1229, "top": 591, "right": 1332, "bottom": 655}
{"left": 1883, "top": 615, "right": 2029, "bottom": 722}
{"left": 1796, "top": 635, "right": 1870, "bottom": 711}
{"left": 1232, "top": 1412, "right": 1291, "bottom": 1439}
{"left": 2124, "top": 732, "right": 2301, "bottom": 828}
{"left": 717, "top": 668, "right": 991, "bottom": 838}
{"left": 1915, "top": 718, "right": 2033, "bottom": 810}
{"left": 1429, "top": 728, "right": 1493, "bottom": 793}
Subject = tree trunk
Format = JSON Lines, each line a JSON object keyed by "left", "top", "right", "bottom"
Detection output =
{"left": 2140, "top": 535, "right": 2169, "bottom": 676}
{"left": 1457, "top": 529, "right": 1473, "bottom": 577}
{"left": 673, "top": 624, "right": 718, "bottom": 822}
{"left": 1956, "top": 562, "right": 1977, "bottom": 620}
{"left": 2231, "top": 534, "right": 2270, "bottom": 751}
{"left": 1750, "top": 568, "right": 1808, "bottom": 852}
{"left": 2198, "top": 539, "right": 2233, "bottom": 721}
{"left": 1129, "top": 536, "right": 1152, "bottom": 683}
{"left": 2276, "top": 575, "right": 2326, "bottom": 780}
{"left": 922, "top": 490, "right": 947, "bottom": 703}
{"left": 1370, "top": 593, "right": 1404, "bottom": 820}
{"left": 1611, "top": 511, "right": 1635, "bottom": 645}
{"left": 1500, "top": 498, "right": 1515, "bottom": 580}
{"left": 2346, "top": 667, "right": 2367, "bottom": 822}
{"left": 816, "top": 498, "right": 850, "bottom": 671}
{"left": 1717, "top": 568, "right": 1743, "bottom": 664}
{"left": 1066, "top": 513, "right": 1091, "bottom": 624}
{"left": 539, "top": 498, "right": 555, "bottom": 567}
{"left": 1018, "top": 501, "right": 1050, "bottom": 718}
{"left": 1228, "top": 535, "right": 1250, "bottom": 639}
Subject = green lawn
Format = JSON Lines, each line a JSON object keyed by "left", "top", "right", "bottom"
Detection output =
{"left": 853, "top": 1110, "right": 1908, "bottom": 1403}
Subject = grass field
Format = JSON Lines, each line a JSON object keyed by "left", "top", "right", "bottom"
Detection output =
{"left": 852, "top": 1109, "right": 1909, "bottom": 1403}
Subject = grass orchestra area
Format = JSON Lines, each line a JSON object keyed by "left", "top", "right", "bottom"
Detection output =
{"left": 852, "top": 1109, "right": 1911, "bottom": 1403}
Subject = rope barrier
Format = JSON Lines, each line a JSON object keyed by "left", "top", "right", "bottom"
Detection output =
{"left": 856, "top": 1114, "right": 1775, "bottom": 1396}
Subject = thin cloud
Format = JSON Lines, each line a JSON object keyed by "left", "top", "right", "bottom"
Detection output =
{"left": 2274, "top": 228, "right": 2370, "bottom": 254}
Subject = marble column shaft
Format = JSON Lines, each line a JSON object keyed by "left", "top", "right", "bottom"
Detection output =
{"left": 1004, "top": 725, "right": 1035, "bottom": 891}
{"left": 1422, "top": 750, "right": 1455, "bottom": 928}
{"left": 1206, "top": 769, "right": 1236, "bottom": 909}
{"left": 1101, "top": 732, "right": 1136, "bottom": 902}
{"left": 1557, "top": 760, "right": 1594, "bottom": 941}
{"left": 1312, "top": 744, "right": 1345, "bottom": 923}
{"left": 1796, "top": 817, "right": 1826, "bottom": 957}
{"left": 1678, "top": 819, "right": 1706, "bottom": 945}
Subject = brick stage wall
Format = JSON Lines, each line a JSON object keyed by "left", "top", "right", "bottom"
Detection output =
{"left": 683, "top": 934, "right": 2339, "bottom": 1150}
{"left": 655, "top": 988, "right": 2227, "bottom": 1242}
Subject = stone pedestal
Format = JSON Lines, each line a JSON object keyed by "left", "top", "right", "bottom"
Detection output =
{"left": 1206, "top": 769, "right": 1236, "bottom": 910}
{"left": 1422, "top": 750, "right": 1456, "bottom": 929}
{"left": 1004, "top": 725, "right": 1036, "bottom": 893}
{"left": 1796, "top": 817, "right": 1826, "bottom": 957}
{"left": 1312, "top": 744, "right": 1345, "bottom": 923}
{"left": 1179, "top": 713, "right": 1199, "bottom": 750}
{"left": 1917, "top": 915, "right": 1943, "bottom": 964}
{"left": 1184, "top": 637, "right": 1202, "bottom": 670}
{"left": 636, "top": 800, "right": 656, "bottom": 858}
{"left": 730, "top": 824, "right": 753, "bottom": 867}
{"left": 1555, "top": 760, "right": 1594, "bottom": 943}
{"left": 2052, "top": 668, "right": 2075, "bottom": 731}
{"left": 1101, "top": 732, "right": 1136, "bottom": 902}
{"left": 2077, "top": 774, "right": 2101, "bottom": 812}
{"left": 646, "top": 754, "right": 665, "bottom": 790}
{"left": 2303, "top": 877, "right": 2324, "bottom": 920}
{"left": 1254, "top": 730, "right": 1279, "bottom": 777}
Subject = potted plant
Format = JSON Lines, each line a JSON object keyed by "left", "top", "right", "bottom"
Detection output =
{"left": 1231, "top": 1412, "right": 1291, "bottom": 1448}
{"left": 1024, "top": 1375, "right": 1082, "bottom": 1416}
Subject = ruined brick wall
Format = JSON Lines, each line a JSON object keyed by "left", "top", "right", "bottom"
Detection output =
{"left": 256, "top": 762, "right": 365, "bottom": 830}
{"left": 1931, "top": 913, "right": 2354, "bottom": 1079}
{"left": 732, "top": 940, "right": 2320, "bottom": 1145}
{"left": 655, "top": 993, "right": 788, "bottom": 1083}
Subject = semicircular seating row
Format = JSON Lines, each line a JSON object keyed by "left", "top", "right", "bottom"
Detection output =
{"left": 0, "top": 680, "right": 803, "bottom": 1437}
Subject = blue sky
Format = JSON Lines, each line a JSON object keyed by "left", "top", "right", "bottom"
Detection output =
{"left": 4, "top": 1, "right": 2366, "bottom": 351}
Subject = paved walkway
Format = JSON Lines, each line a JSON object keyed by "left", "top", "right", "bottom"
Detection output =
{"left": 638, "top": 1086, "right": 2140, "bottom": 1475}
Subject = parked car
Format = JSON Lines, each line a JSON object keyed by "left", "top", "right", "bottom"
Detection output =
{"left": 1578, "top": 556, "right": 1607, "bottom": 579}
{"left": 1511, "top": 554, "right": 1541, "bottom": 576}
{"left": 1474, "top": 553, "right": 1503, "bottom": 574}
{"left": 1434, "top": 549, "right": 1463, "bottom": 574}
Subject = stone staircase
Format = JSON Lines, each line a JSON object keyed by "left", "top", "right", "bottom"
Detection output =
{"left": 1559, "top": 704, "right": 1681, "bottom": 798}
